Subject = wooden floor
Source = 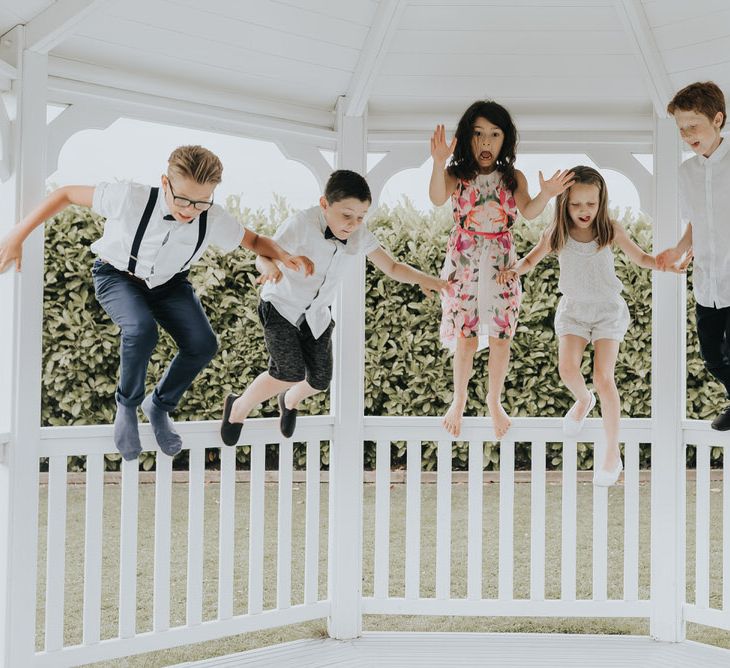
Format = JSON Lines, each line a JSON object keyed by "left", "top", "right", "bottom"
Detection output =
{"left": 177, "top": 632, "right": 730, "bottom": 667}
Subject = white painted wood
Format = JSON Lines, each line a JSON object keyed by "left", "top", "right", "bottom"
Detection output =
{"left": 304, "top": 441, "right": 320, "bottom": 606}
{"left": 277, "top": 440, "right": 293, "bottom": 611}
{"left": 276, "top": 141, "right": 332, "bottom": 192}
{"left": 248, "top": 440, "right": 265, "bottom": 616}
{"left": 649, "top": 116, "right": 685, "bottom": 642}
{"left": 561, "top": 439, "right": 578, "bottom": 601}
{"left": 0, "top": 32, "right": 47, "bottom": 668}
{"left": 327, "top": 100, "right": 366, "bottom": 640}
{"left": 592, "top": 475, "right": 609, "bottom": 602}
{"left": 374, "top": 439, "right": 391, "bottom": 599}
{"left": 530, "top": 441, "right": 546, "bottom": 602}
{"left": 467, "top": 440, "right": 483, "bottom": 601}
{"left": 498, "top": 440, "right": 514, "bottom": 601}
{"left": 118, "top": 458, "right": 139, "bottom": 639}
{"left": 0, "top": 58, "right": 17, "bottom": 80}
{"left": 405, "top": 440, "right": 421, "bottom": 600}
{"left": 684, "top": 605, "right": 730, "bottom": 632}
{"left": 365, "top": 144, "right": 428, "bottom": 207}
{"left": 25, "top": 0, "right": 108, "bottom": 53}
{"left": 153, "top": 454, "right": 172, "bottom": 633}
{"left": 217, "top": 446, "right": 236, "bottom": 620}
{"left": 623, "top": 441, "right": 640, "bottom": 602}
{"left": 695, "top": 445, "right": 710, "bottom": 609}
{"left": 724, "top": 446, "right": 730, "bottom": 613}
{"left": 344, "top": 0, "right": 406, "bottom": 116}
{"left": 44, "top": 455, "right": 67, "bottom": 651}
{"left": 82, "top": 453, "right": 104, "bottom": 645}
{"left": 186, "top": 447, "right": 205, "bottom": 626}
{"left": 435, "top": 440, "right": 451, "bottom": 600}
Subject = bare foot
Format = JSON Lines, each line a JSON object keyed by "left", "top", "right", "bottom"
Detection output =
{"left": 442, "top": 397, "right": 466, "bottom": 437}
{"left": 229, "top": 396, "right": 249, "bottom": 424}
{"left": 570, "top": 391, "right": 593, "bottom": 422}
{"left": 486, "top": 393, "right": 512, "bottom": 439}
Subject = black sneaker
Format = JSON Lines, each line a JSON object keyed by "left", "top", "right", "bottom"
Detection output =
{"left": 278, "top": 392, "right": 297, "bottom": 439}
{"left": 711, "top": 405, "right": 730, "bottom": 431}
{"left": 220, "top": 394, "right": 243, "bottom": 446}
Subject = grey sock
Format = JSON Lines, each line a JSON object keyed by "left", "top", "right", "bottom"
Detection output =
{"left": 142, "top": 395, "right": 182, "bottom": 457}
{"left": 114, "top": 402, "right": 141, "bottom": 461}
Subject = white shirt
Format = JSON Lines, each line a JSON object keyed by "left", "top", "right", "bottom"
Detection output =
{"left": 261, "top": 206, "right": 380, "bottom": 338}
{"left": 679, "top": 137, "right": 730, "bottom": 308}
{"left": 90, "top": 181, "right": 245, "bottom": 288}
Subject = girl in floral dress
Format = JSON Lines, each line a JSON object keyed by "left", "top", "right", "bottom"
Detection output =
{"left": 429, "top": 100, "right": 574, "bottom": 439}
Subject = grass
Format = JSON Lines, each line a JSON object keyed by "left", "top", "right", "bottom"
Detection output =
{"left": 32, "top": 477, "right": 729, "bottom": 667}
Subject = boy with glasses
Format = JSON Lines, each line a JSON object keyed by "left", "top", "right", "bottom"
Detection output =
{"left": 0, "top": 145, "right": 312, "bottom": 460}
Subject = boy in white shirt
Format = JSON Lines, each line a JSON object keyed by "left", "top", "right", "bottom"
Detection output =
{"left": 657, "top": 81, "right": 730, "bottom": 430}
{"left": 0, "top": 145, "right": 312, "bottom": 459}
{"left": 220, "top": 169, "right": 449, "bottom": 443}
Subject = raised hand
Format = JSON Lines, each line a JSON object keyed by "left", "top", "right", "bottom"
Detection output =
{"left": 430, "top": 124, "right": 457, "bottom": 166}
{"left": 539, "top": 169, "right": 575, "bottom": 198}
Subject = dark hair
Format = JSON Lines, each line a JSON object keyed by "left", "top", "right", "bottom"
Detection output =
{"left": 324, "top": 170, "right": 372, "bottom": 204}
{"left": 549, "top": 166, "right": 614, "bottom": 253}
{"left": 667, "top": 81, "right": 726, "bottom": 129}
{"left": 447, "top": 100, "right": 518, "bottom": 192}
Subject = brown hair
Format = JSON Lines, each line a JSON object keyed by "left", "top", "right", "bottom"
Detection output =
{"left": 548, "top": 166, "right": 614, "bottom": 253}
{"left": 168, "top": 145, "right": 224, "bottom": 184}
{"left": 667, "top": 81, "right": 726, "bottom": 129}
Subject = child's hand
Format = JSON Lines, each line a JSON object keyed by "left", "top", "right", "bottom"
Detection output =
{"left": 283, "top": 254, "right": 314, "bottom": 276}
{"left": 496, "top": 269, "right": 518, "bottom": 285}
{"left": 430, "top": 124, "right": 457, "bottom": 166}
{"left": 255, "top": 263, "right": 283, "bottom": 285}
{"left": 655, "top": 246, "right": 681, "bottom": 271}
{"left": 419, "top": 275, "right": 452, "bottom": 299}
{"left": 539, "top": 169, "right": 575, "bottom": 198}
{"left": 662, "top": 249, "right": 693, "bottom": 273}
{"left": 0, "top": 232, "right": 23, "bottom": 273}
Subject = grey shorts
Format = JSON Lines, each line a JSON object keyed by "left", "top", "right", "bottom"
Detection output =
{"left": 554, "top": 296, "right": 630, "bottom": 343}
{"left": 258, "top": 300, "right": 334, "bottom": 391}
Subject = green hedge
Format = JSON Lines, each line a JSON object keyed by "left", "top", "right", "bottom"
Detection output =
{"left": 41, "top": 195, "right": 721, "bottom": 471}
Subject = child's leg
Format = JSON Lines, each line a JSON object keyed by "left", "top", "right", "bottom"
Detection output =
{"left": 284, "top": 380, "right": 320, "bottom": 409}
{"left": 443, "top": 335, "right": 479, "bottom": 437}
{"left": 485, "top": 337, "right": 512, "bottom": 439}
{"left": 230, "top": 372, "right": 296, "bottom": 422}
{"left": 593, "top": 338, "right": 621, "bottom": 471}
{"left": 558, "top": 334, "right": 592, "bottom": 420}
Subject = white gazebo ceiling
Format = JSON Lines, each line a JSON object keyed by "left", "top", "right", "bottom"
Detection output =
{"left": 1, "top": 0, "right": 729, "bottom": 139}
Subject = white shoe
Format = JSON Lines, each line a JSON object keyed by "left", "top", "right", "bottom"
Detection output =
{"left": 593, "top": 457, "right": 623, "bottom": 487}
{"left": 563, "top": 392, "right": 596, "bottom": 436}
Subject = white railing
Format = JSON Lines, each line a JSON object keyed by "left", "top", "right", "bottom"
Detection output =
{"left": 362, "top": 416, "right": 652, "bottom": 619}
{"left": 683, "top": 420, "right": 730, "bottom": 632}
{"left": 33, "top": 417, "right": 333, "bottom": 668}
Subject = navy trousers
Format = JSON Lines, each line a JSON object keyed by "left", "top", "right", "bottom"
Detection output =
{"left": 92, "top": 260, "right": 218, "bottom": 412}
{"left": 696, "top": 301, "right": 730, "bottom": 399}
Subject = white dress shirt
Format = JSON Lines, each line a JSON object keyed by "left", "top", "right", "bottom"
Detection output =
{"left": 260, "top": 206, "right": 380, "bottom": 339}
{"left": 679, "top": 137, "right": 730, "bottom": 308}
{"left": 90, "top": 181, "right": 245, "bottom": 288}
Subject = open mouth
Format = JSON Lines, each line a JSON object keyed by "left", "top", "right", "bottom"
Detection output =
{"left": 690, "top": 140, "right": 701, "bottom": 150}
{"left": 479, "top": 151, "right": 493, "bottom": 162}
{"left": 578, "top": 215, "right": 591, "bottom": 223}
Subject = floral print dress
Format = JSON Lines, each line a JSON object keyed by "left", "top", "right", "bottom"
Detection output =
{"left": 439, "top": 171, "right": 521, "bottom": 352}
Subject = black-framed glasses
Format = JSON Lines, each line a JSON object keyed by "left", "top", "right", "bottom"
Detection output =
{"left": 166, "top": 177, "right": 214, "bottom": 211}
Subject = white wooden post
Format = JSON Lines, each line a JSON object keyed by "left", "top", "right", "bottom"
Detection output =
{"left": 327, "top": 97, "right": 367, "bottom": 639}
{"left": 0, "top": 26, "right": 49, "bottom": 668}
{"left": 649, "top": 114, "right": 685, "bottom": 641}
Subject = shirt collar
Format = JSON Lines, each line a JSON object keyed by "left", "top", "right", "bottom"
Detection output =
{"left": 700, "top": 136, "right": 729, "bottom": 164}
{"left": 318, "top": 207, "right": 347, "bottom": 245}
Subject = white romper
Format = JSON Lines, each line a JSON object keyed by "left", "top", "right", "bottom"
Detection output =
{"left": 554, "top": 235, "right": 630, "bottom": 343}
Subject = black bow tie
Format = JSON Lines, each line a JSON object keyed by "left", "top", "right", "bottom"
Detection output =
{"left": 324, "top": 226, "right": 347, "bottom": 244}
{"left": 163, "top": 214, "right": 175, "bottom": 221}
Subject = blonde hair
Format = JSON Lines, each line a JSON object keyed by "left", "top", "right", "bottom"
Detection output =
{"left": 168, "top": 145, "right": 223, "bottom": 184}
{"left": 548, "top": 165, "right": 614, "bottom": 253}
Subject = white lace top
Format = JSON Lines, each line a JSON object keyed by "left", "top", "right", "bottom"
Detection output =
{"left": 557, "top": 235, "right": 623, "bottom": 303}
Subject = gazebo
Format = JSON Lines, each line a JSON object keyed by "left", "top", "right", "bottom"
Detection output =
{"left": 1, "top": 0, "right": 729, "bottom": 666}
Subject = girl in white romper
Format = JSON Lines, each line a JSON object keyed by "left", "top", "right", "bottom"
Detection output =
{"left": 498, "top": 166, "right": 685, "bottom": 485}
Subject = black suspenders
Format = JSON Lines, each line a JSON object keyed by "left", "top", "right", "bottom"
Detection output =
{"left": 127, "top": 187, "right": 209, "bottom": 278}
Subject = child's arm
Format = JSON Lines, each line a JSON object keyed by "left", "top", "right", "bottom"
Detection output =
{"left": 513, "top": 169, "right": 574, "bottom": 221}
{"left": 496, "top": 229, "right": 552, "bottom": 285}
{"left": 613, "top": 222, "right": 689, "bottom": 273}
{"left": 241, "top": 229, "right": 314, "bottom": 276}
{"left": 0, "top": 185, "right": 94, "bottom": 273}
{"left": 367, "top": 247, "right": 451, "bottom": 298}
{"left": 656, "top": 223, "right": 693, "bottom": 270}
{"left": 255, "top": 256, "right": 284, "bottom": 285}
{"left": 428, "top": 124, "right": 459, "bottom": 206}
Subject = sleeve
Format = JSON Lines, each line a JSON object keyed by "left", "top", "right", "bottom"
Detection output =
{"left": 270, "top": 213, "right": 304, "bottom": 255}
{"left": 91, "top": 181, "right": 132, "bottom": 220}
{"left": 208, "top": 207, "right": 245, "bottom": 253}
{"left": 358, "top": 226, "right": 381, "bottom": 255}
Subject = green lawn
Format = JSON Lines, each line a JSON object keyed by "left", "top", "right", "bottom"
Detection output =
{"left": 33, "top": 478, "right": 729, "bottom": 667}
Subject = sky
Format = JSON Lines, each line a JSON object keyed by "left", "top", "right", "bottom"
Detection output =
{"left": 48, "top": 116, "right": 646, "bottom": 217}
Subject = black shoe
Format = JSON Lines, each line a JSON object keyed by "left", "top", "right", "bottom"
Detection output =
{"left": 220, "top": 394, "right": 243, "bottom": 446}
{"left": 711, "top": 405, "right": 730, "bottom": 431}
{"left": 278, "top": 392, "right": 297, "bottom": 439}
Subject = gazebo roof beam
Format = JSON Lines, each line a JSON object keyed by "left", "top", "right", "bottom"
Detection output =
{"left": 24, "top": 0, "right": 109, "bottom": 54}
{"left": 344, "top": 0, "right": 406, "bottom": 118}
{"left": 614, "top": 0, "right": 673, "bottom": 118}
